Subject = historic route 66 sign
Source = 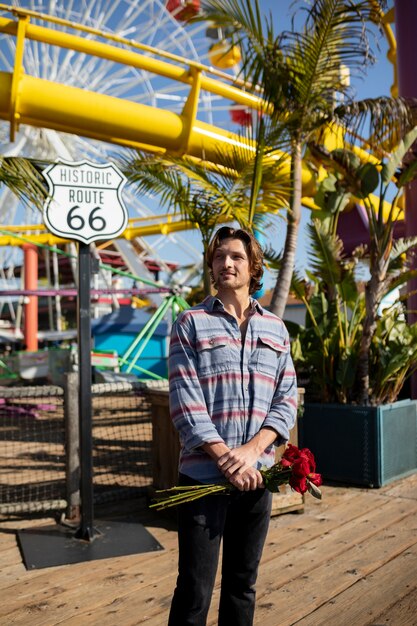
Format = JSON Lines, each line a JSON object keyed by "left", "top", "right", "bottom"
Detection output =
{"left": 42, "top": 160, "right": 128, "bottom": 244}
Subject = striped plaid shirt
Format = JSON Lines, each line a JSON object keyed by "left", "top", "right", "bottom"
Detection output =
{"left": 169, "top": 295, "right": 298, "bottom": 483}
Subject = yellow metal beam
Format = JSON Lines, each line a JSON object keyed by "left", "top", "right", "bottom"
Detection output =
{"left": 0, "top": 7, "right": 275, "bottom": 171}
{"left": 367, "top": 0, "right": 397, "bottom": 97}
{"left": 9, "top": 14, "right": 28, "bottom": 141}
{"left": 0, "top": 4, "right": 256, "bottom": 93}
{"left": 0, "top": 15, "right": 267, "bottom": 113}
{"left": 0, "top": 3, "right": 402, "bottom": 247}
{"left": 0, "top": 214, "right": 223, "bottom": 247}
{"left": 0, "top": 70, "right": 316, "bottom": 190}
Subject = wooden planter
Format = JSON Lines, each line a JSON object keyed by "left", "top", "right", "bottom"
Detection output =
{"left": 147, "top": 386, "right": 305, "bottom": 516}
{"left": 299, "top": 399, "right": 417, "bottom": 487}
{"left": 271, "top": 410, "right": 304, "bottom": 515}
{"left": 146, "top": 386, "right": 180, "bottom": 491}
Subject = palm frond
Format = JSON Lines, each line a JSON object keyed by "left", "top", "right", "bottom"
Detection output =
{"left": 307, "top": 218, "right": 345, "bottom": 285}
{"left": 120, "top": 138, "right": 292, "bottom": 231}
{"left": 120, "top": 150, "right": 248, "bottom": 239}
{"left": 263, "top": 244, "right": 283, "bottom": 270}
{"left": 335, "top": 96, "right": 417, "bottom": 150}
{"left": 384, "top": 237, "right": 417, "bottom": 292}
{"left": 199, "top": 0, "right": 277, "bottom": 90}
{"left": 218, "top": 132, "right": 292, "bottom": 214}
{"left": 0, "top": 157, "right": 48, "bottom": 209}
{"left": 268, "top": 0, "right": 379, "bottom": 128}
{"left": 389, "top": 236, "right": 417, "bottom": 266}
{"left": 121, "top": 153, "right": 192, "bottom": 209}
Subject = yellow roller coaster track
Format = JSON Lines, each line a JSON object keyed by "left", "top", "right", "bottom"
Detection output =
{"left": 0, "top": 3, "right": 398, "bottom": 248}
{"left": 0, "top": 4, "right": 271, "bottom": 156}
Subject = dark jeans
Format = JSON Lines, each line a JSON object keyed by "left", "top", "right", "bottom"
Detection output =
{"left": 168, "top": 473, "right": 272, "bottom": 626}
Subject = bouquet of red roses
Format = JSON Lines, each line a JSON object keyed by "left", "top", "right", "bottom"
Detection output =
{"left": 150, "top": 444, "right": 322, "bottom": 510}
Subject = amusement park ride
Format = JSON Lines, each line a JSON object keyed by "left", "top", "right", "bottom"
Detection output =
{"left": 0, "top": 0, "right": 406, "bottom": 380}
{"left": 1, "top": 0, "right": 416, "bottom": 565}
{"left": 0, "top": 0, "right": 266, "bottom": 365}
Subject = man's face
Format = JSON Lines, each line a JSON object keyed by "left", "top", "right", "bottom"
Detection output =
{"left": 211, "top": 237, "right": 251, "bottom": 293}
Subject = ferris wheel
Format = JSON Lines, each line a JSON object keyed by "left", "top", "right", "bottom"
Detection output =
{"left": 0, "top": 0, "right": 240, "bottom": 285}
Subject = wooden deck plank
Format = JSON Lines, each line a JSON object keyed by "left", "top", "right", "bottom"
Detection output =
{"left": 3, "top": 570, "right": 176, "bottom": 626}
{"left": 1, "top": 476, "right": 417, "bottom": 626}
{"left": 26, "top": 493, "right": 416, "bottom": 626}
{"left": 381, "top": 472, "right": 417, "bottom": 500}
{"left": 367, "top": 584, "right": 417, "bottom": 626}
{"left": 263, "top": 495, "right": 417, "bottom": 571}
{"left": 254, "top": 521, "right": 417, "bottom": 625}
{"left": 294, "top": 543, "right": 417, "bottom": 626}
{"left": 39, "top": 493, "right": 396, "bottom": 625}
{"left": 0, "top": 529, "right": 180, "bottom": 624}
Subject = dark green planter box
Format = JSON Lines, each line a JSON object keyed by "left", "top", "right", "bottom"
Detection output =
{"left": 299, "top": 399, "right": 417, "bottom": 487}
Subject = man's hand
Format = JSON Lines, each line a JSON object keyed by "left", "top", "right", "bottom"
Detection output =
{"left": 227, "top": 466, "right": 264, "bottom": 491}
{"left": 217, "top": 443, "right": 265, "bottom": 491}
{"left": 202, "top": 427, "right": 278, "bottom": 491}
{"left": 217, "top": 443, "right": 259, "bottom": 479}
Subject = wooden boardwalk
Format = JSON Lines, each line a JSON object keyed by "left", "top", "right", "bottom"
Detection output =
{"left": 1, "top": 474, "right": 417, "bottom": 626}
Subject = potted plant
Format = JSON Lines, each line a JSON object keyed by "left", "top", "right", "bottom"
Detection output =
{"left": 278, "top": 131, "right": 417, "bottom": 487}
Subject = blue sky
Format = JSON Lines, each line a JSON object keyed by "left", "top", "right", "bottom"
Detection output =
{"left": 262, "top": 0, "right": 395, "bottom": 101}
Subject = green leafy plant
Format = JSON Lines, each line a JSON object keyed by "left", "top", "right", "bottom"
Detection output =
{"left": 271, "top": 128, "right": 417, "bottom": 405}
{"left": 0, "top": 156, "right": 48, "bottom": 208}
{"left": 119, "top": 142, "right": 290, "bottom": 295}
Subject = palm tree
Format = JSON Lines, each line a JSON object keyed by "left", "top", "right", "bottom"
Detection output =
{"left": 197, "top": 0, "right": 414, "bottom": 317}
{"left": 120, "top": 146, "right": 290, "bottom": 295}
{"left": 0, "top": 156, "right": 48, "bottom": 208}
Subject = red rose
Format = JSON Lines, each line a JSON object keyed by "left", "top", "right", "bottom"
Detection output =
{"left": 289, "top": 474, "right": 308, "bottom": 494}
{"left": 291, "top": 456, "right": 312, "bottom": 478}
{"left": 300, "top": 448, "right": 316, "bottom": 473}
{"left": 281, "top": 444, "right": 302, "bottom": 464}
{"left": 308, "top": 472, "right": 323, "bottom": 487}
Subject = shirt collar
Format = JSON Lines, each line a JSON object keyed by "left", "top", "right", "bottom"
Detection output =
{"left": 204, "top": 295, "right": 264, "bottom": 315}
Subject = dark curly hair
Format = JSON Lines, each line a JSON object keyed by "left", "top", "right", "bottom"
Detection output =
{"left": 206, "top": 226, "right": 264, "bottom": 295}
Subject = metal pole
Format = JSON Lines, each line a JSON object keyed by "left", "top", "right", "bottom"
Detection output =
{"left": 64, "top": 371, "right": 80, "bottom": 522}
{"left": 23, "top": 243, "right": 38, "bottom": 351}
{"left": 125, "top": 296, "right": 173, "bottom": 373}
{"left": 75, "top": 242, "right": 95, "bottom": 541}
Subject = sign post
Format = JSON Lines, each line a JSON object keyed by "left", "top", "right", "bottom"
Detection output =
{"left": 76, "top": 241, "right": 94, "bottom": 539}
{"left": 43, "top": 160, "right": 128, "bottom": 541}
{"left": 17, "top": 160, "right": 163, "bottom": 569}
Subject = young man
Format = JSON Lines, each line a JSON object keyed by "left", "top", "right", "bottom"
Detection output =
{"left": 168, "top": 226, "right": 297, "bottom": 626}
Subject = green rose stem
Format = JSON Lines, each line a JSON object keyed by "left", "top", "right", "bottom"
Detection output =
{"left": 150, "top": 465, "right": 296, "bottom": 510}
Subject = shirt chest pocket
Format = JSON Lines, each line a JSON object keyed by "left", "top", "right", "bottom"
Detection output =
{"left": 196, "top": 336, "right": 232, "bottom": 375}
{"left": 253, "top": 335, "right": 288, "bottom": 378}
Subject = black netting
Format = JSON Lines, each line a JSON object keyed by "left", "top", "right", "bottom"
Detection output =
{"left": 0, "top": 386, "right": 66, "bottom": 514}
{"left": 91, "top": 381, "right": 155, "bottom": 503}
{"left": 0, "top": 380, "right": 168, "bottom": 515}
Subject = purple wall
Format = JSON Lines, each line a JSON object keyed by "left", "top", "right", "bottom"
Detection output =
{"left": 395, "top": 0, "right": 417, "bottom": 398}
